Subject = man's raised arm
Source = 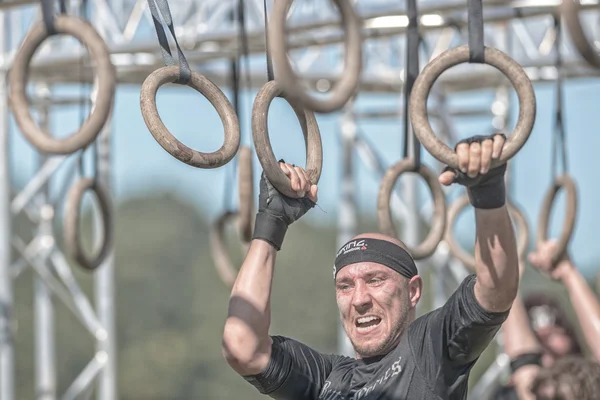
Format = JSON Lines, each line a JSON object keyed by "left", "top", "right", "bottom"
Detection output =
{"left": 440, "top": 134, "right": 519, "bottom": 313}
{"left": 222, "top": 162, "right": 318, "bottom": 376}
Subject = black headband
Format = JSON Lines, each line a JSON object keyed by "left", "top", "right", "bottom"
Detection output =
{"left": 333, "top": 238, "right": 418, "bottom": 280}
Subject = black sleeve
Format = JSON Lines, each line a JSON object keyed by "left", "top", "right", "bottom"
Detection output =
{"left": 408, "top": 274, "right": 509, "bottom": 380}
{"left": 243, "top": 336, "right": 342, "bottom": 399}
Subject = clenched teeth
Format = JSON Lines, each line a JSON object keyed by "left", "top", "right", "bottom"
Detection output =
{"left": 357, "top": 316, "right": 381, "bottom": 324}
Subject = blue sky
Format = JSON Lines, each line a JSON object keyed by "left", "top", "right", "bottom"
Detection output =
{"left": 10, "top": 74, "right": 600, "bottom": 278}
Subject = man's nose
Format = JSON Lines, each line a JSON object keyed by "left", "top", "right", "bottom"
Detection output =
{"left": 351, "top": 282, "right": 372, "bottom": 311}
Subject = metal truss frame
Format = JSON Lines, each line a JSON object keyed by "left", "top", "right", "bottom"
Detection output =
{"left": 0, "top": 19, "right": 116, "bottom": 400}
{"left": 1, "top": 0, "right": 598, "bottom": 399}
{"left": 1, "top": 0, "right": 599, "bottom": 93}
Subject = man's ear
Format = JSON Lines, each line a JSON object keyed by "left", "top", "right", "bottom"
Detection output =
{"left": 408, "top": 275, "right": 423, "bottom": 309}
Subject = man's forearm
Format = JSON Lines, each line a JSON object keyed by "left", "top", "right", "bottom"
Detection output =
{"left": 473, "top": 206, "right": 519, "bottom": 312}
{"left": 561, "top": 265, "right": 600, "bottom": 360}
{"left": 223, "top": 239, "right": 277, "bottom": 374}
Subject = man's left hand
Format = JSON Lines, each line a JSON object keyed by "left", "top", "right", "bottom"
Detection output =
{"left": 439, "top": 134, "right": 508, "bottom": 210}
{"left": 439, "top": 134, "right": 506, "bottom": 185}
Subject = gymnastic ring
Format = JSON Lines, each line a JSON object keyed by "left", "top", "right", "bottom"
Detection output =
{"left": 237, "top": 146, "right": 254, "bottom": 243}
{"left": 140, "top": 66, "right": 240, "bottom": 168}
{"left": 210, "top": 211, "right": 250, "bottom": 288}
{"left": 409, "top": 46, "right": 536, "bottom": 170}
{"left": 252, "top": 80, "right": 323, "bottom": 198}
{"left": 377, "top": 159, "right": 446, "bottom": 260}
{"left": 536, "top": 174, "right": 577, "bottom": 266}
{"left": 446, "top": 195, "right": 530, "bottom": 271}
{"left": 561, "top": 0, "right": 600, "bottom": 69}
{"left": 63, "top": 178, "right": 113, "bottom": 271}
{"left": 8, "top": 15, "right": 115, "bottom": 155}
{"left": 268, "top": 0, "right": 363, "bottom": 113}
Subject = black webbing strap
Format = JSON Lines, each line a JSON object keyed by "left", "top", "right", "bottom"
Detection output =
{"left": 41, "top": 0, "right": 67, "bottom": 35}
{"left": 467, "top": 0, "right": 485, "bottom": 63}
{"left": 263, "top": 0, "right": 275, "bottom": 81}
{"left": 551, "top": 15, "right": 568, "bottom": 179}
{"left": 231, "top": 58, "right": 240, "bottom": 120}
{"left": 237, "top": 0, "right": 253, "bottom": 92}
{"left": 80, "top": 0, "right": 96, "bottom": 185}
{"left": 146, "top": 0, "right": 191, "bottom": 85}
{"left": 402, "top": 0, "right": 422, "bottom": 169}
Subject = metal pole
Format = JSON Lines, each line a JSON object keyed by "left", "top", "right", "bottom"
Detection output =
{"left": 34, "top": 84, "right": 56, "bottom": 400}
{"left": 87, "top": 7, "right": 118, "bottom": 396}
{"left": 0, "top": 9, "right": 14, "bottom": 400}
{"left": 336, "top": 101, "right": 358, "bottom": 357}
{"left": 95, "top": 112, "right": 116, "bottom": 400}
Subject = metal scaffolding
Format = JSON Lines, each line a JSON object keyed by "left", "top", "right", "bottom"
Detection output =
{"left": 1, "top": 0, "right": 599, "bottom": 399}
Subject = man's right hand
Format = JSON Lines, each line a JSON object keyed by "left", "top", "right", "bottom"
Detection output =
{"left": 252, "top": 161, "right": 318, "bottom": 250}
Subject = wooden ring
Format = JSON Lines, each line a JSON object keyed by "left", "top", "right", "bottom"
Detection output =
{"left": 210, "top": 211, "right": 249, "bottom": 288}
{"left": 8, "top": 16, "right": 115, "bottom": 154}
{"left": 561, "top": 0, "right": 600, "bottom": 69}
{"left": 64, "top": 178, "right": 113, "bottom": 271}
{"left": 252, "top": 80, "right": 323, "bottom": 198}
{"left": 377, "top": 159, "right": 447, "bottom": 260}
{"left": 536, "top": 174, "right": 578, "bottom": 266}
{"left": 446, "top": 195, "right": 531, "bottom": 271}
{"left": 140, "top": 66, "right": 240, "bottom": 168}
{"left": 237, "top": 146, "right": 254, "bottom": 243}
{"left": 410, "top": 46, "right": 536, "bottom": 170}
{"left": 268, "top": 0, "right": 363, "bottom": 113}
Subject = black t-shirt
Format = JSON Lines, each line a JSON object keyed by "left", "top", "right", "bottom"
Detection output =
{"left": 243, "top": 274, "right": 509, "bottom": 400}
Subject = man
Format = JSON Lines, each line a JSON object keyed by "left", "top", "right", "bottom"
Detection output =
{"left": 222, "top": 134, "right": 519, "bottom": 399}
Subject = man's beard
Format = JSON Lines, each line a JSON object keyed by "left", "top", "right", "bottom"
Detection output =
{"left": 348, "top": 301, "right": 410, "bottom": 358}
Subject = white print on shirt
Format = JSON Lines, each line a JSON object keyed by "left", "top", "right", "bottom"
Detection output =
{"left": 319, "top": 356, "right": 403, "bottom": 399}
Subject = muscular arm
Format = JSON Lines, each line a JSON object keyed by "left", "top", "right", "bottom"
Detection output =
{"left": 558, "top": 261, "right": 600, "bottom": 360}
{"left": 222, "top": 240, "right": 276, "bottom": 375}
{"left": 222, "top": 240, "right": 341, "bottom": 397}
{"left": 473, "top": 206, "right": 519, "bottom": 313}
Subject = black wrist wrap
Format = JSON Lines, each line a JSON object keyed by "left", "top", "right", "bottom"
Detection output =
{"left": 510, "top": 352, "right": 543, "bottom": 373}
{"left": 450, "top": 133, "right": 508, "bottom": 209}
{"left": 467, "top": 173, "right": 506, "bottom": 209}
{"left": 252, "top": 212, "right": 288, "bottom": 251}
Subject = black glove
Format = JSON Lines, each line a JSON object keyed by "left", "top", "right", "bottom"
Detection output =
{"left": 444, "top": 134, "right": 507, "bottom": 209}
{"left": 252, "top": 164, "right": 316, "bottom": 250}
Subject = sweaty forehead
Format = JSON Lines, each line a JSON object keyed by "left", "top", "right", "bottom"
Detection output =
{"left": 335, "top": 262, "right": 397, "bottom": 281}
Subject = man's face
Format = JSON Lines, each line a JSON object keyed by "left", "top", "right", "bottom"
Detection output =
{"left": 536, "top": 325, "right": 576, "bottom": 367}
{"left": 335, "top": 262, "right": 420, "bottom": 358}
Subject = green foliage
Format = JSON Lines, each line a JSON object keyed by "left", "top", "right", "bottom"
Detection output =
{"left": 10, "top": 193, "right": 594, "bottom": 398}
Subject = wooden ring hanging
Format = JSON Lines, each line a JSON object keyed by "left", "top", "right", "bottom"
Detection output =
{"left": 377, "top": 159, "right": 447, "bottom": 260}
{"left": 268, "top": 0, "right": 363, "bottom": 113}
{"left": 64, "top": 178, "right": 113, "bottom": 271}
{"left": 410, "top": 46, "right": 536, "bottom": 170}
{"left": 560, "top": 0, "right": 600, "bottom": 69}
{"left": 140, "top": 66, "right": 241, "bottom": 168}
{"left": 9, "top": 15, "right": 115, "bottom": 154}
{"left": 536, "top": 174, "right": 577, "bottom": 266}
{"left": 252, "top": 80, "right": 323, "bottom": 198}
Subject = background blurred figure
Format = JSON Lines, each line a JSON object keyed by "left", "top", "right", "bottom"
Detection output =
{"left": 522, "top": 292, "right": 583, "bottom": 367}
{"left": 529, "top": 356, "right": 600, "bottom": 400}
{"left": 497, "top": 239, "right": 600, "bottom": 399}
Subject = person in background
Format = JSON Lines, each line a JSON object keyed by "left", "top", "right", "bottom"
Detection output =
{"left": 498, "top": 239, "right": 600, "bottom": 399}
